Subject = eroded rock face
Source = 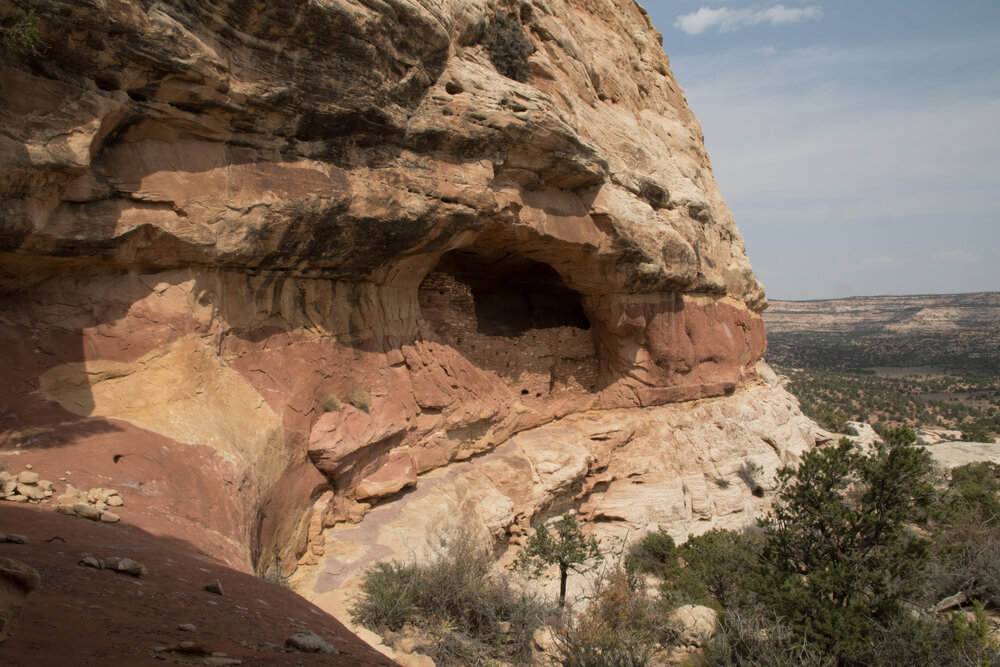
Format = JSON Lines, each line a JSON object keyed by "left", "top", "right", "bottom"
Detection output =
{"left": 2, "top": 0, "right": 771, "bottom": 578}
{"left": 301, "top": 370, "right": 825, "bottom": 619}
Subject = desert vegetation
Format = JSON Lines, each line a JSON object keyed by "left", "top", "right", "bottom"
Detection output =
{"left": 650, "top": 432, "right": 1000, "bottom": 666}
{"left": 352, "top": 432, "right": 1000, "bottom": 665}
{"left": 481, "top": 11, "right": 534, "bottom": 82}
{"left": 767, "top": 327, "right": 999, "bottom": 439}
{"left": 350, "top": 532, "right": 549, "bottom": 665}
{"left": 0, "top": 8, "right": 41, "bottom": 54}
{"left": 513, "top": 512, "right": 603, "bottom": 608}
{"left": 778, "top": 366, "right": 999, "bottom": 438}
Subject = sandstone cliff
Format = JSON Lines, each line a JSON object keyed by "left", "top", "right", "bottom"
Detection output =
{"left": 0, "top": 0, "right": 812, "bottom": 617}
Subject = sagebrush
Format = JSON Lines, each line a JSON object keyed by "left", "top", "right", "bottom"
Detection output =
{"left": 481, "top": 12, "right": 533, "bottom": 82}
{"left": 351, "top": 532, "right": 549, "bottom": 665}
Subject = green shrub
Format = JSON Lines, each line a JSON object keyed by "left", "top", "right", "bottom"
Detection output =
{"left": 513, "top": 513, "right": 603, "bottom": 608}
{"left": 869, "top": 608, "right": 1000, "bottom": 667}
{"left": 0, "top": 9, "right": 41, "bottom": 55}
{"left": 819, "top": 409, "right": 849, "bottom": 432}
{"left": 351, "top": 533, "right": 549, "bottom": 664}
{"left": 352, "top": 560, "right": 420, "bottom": 630}
{"left": 925, "top": 462, "right": 1000, "bottom": 608}
{"left": 675, "top": 529, "right": 764, "bottom": 609}
{"left": 347, "top": 388, "right": 371, "bottom": 412}
{"left": 879, "top": 424, "right": 918, "bottom": 446}
{"left": 322, "top": 394, "right": 341, "bottom": 412}
{"left": 736, "top": 461, "right": 764, "bottom": 494}
{"left": 707, "top": 602, "right": 1000, "bottom": 667}
{"left": 481, "top": 12, "right": 533, "bottom": 82}
{"left": 960, "top": 422, "right": 996, "bottom": 443}
{"left": 625, "top": 528, "right": 678, "bottom": 579}
{"left": 946, "top": 461, "right": 1000, "bottom": 522}
{"left": 713, "top": 476, "right": 731, "bottom": 489}
{"left": 758, "top": 436, "right": 934, "bottom": 661}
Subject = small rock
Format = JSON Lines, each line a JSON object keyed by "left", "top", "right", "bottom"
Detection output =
{"left": 0, "top": 534, "right": 27, "bottom": 544}
{"left": 533, "top": 626, "right": 557, "bottom": 654}
{"left": 23, "top": 464, "right": 32, "bottom": 470}
{"left": 203, "top": 580, "right": 224, "bottom": 596}
{"left": 395, "top": 651, "right": 436, "bottom": 667}
{"left": 38, "top": 480, "right": 54, "bottom": 492}
{"left": 79, "top": 556, "right": 102, "bottom": 569}
{"left": 99, "top": 511, "right": 120, "bottom": 523}
{"left": 106, "top": 557, "right": 147, "bottom": 577}
{"left": 16, "top": 483, "right": 46, "bottom": 500}
{"left": 175, "top": 641, "right": 211, "bottom": 654}
{"left": 56, "top": 485, "right": 85, "bottom": 507}
{"left": 72, "top": 503, "right": 102, "bottom": 520}
{"left": 179, "top": 623, "right": 196, "bottom": 632}
{"left": 285, "top": 630, "right": 338, "bottom": 654}
{"left": 56, "top": 505, "right": 76, "bottom": 516}
{"left": 17, "top": 471, "right": 39, "bottom": 485}
{"left": 107, "top": 495, "right": 124, "bottom": 507}
{"left": 7, "top": 494, "right": 29, "bottom": 503}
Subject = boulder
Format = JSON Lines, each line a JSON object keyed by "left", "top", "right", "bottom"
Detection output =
{"left": 285, "top": 630, "right": 338, "bottom": 654}
{"left": 667, "top": 604, "right": 718, "bottom": 646}
{"left": 0, "top": 557, "right": 41, "bottom": 643}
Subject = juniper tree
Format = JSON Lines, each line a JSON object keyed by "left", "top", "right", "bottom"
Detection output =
{"left": 514, "top": 512, "right": 602, "bottom": 608}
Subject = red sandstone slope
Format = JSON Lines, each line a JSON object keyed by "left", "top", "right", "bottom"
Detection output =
{"left": 0, "top": 503, "right": 393, "bottom": 666}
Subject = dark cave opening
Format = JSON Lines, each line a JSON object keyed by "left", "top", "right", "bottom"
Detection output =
{"left": 419, "top": 248, "right": 590, "bottom": 337}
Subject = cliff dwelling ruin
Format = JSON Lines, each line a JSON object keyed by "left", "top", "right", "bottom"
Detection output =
{"left": 419, "top": 247, "right": 599, "bottom": 399}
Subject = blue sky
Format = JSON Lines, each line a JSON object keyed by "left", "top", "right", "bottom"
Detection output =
{"left": 640, "top": 1, "right": 1000, "bottom": 300}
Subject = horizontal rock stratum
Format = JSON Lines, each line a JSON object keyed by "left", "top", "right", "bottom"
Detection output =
{"left": 0, "top": 0, "right": 823, "bottom": 657}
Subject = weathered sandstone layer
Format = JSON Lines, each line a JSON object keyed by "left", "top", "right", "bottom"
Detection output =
{"left": 1, "top": 0, "right": 802, "bottom": 603}
{"left": 301, "top": 366, "right": 823, "bottom": 632}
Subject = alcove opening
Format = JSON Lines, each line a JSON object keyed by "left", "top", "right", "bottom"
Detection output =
{"left": 420, "top": 248, "right": 590, "bottom": 338}
{"left": 418, "top": 246, "right": 599, "bottom": 398}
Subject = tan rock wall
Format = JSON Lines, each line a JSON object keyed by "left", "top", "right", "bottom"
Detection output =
{"left": 300, "top": 371, "right": 826, "bottom": 622}
{"left": 2, "top": 0, "right": 776, "bottom": 579}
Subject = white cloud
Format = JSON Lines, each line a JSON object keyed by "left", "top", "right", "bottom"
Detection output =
{"left": 675, "top": 4, "right": 821, "bottom": 35}
{"left": 761, "top": 45, "right": 778, "bottom": 56}
{"left": 931, "top": 250, "right": 981, "bottom": 264}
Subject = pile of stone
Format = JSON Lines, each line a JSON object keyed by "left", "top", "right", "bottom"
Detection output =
{"left": 0, "top": 469, "right": 55, "bottom": 504}
{"left": 56, "top": 485, "right": 124, "bottom": 523}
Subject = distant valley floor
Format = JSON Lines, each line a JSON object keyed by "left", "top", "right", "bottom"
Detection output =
{"left": 763, "top": 292, "right": 1000, "bottom": 441}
